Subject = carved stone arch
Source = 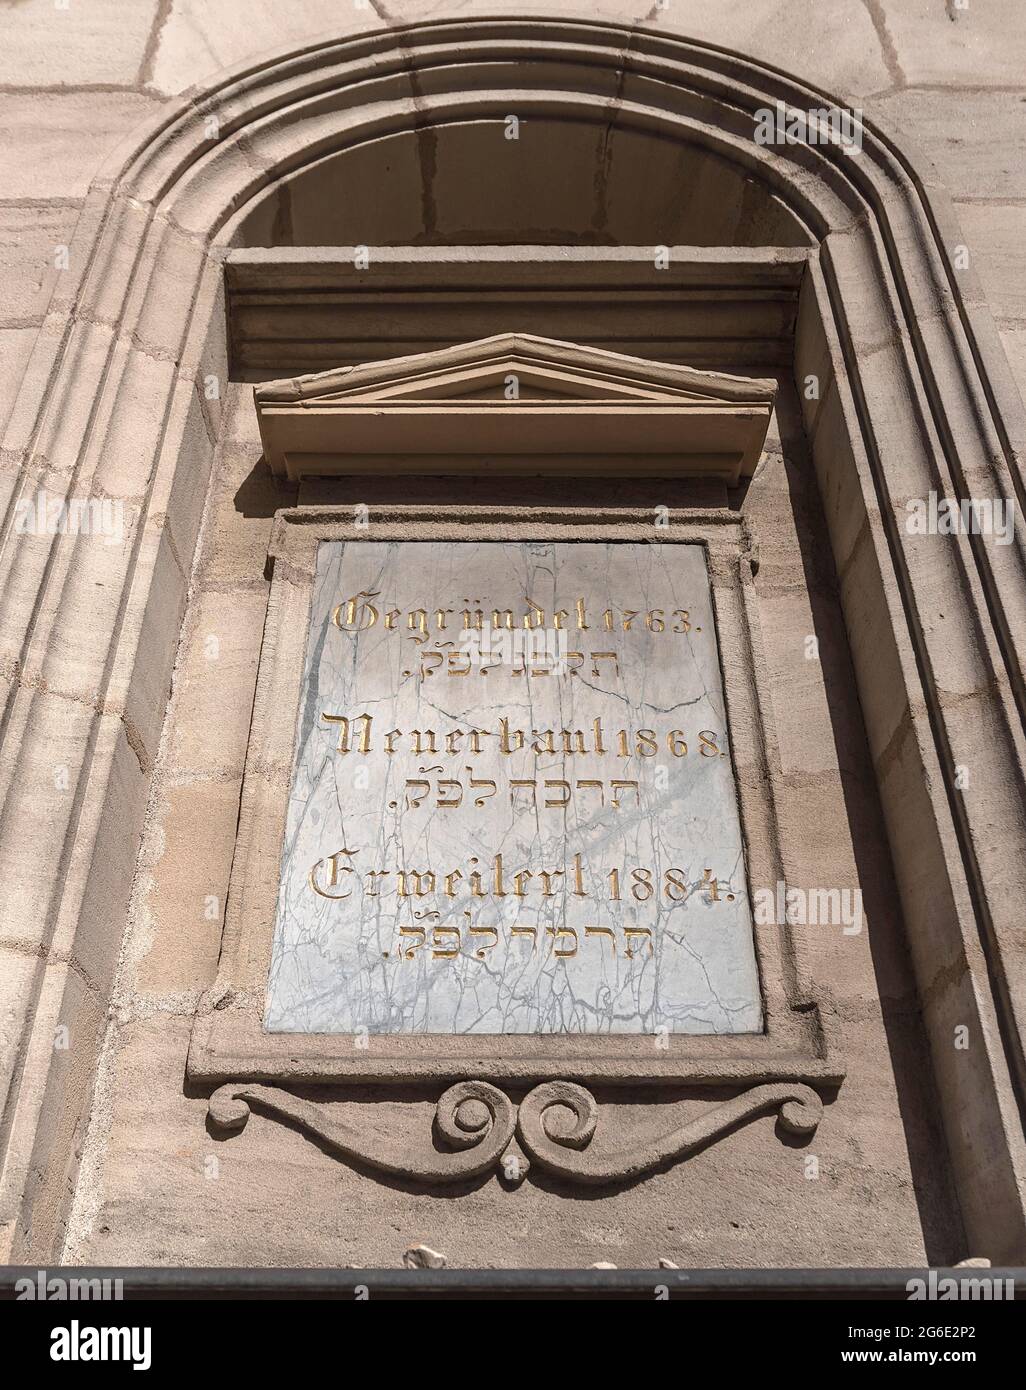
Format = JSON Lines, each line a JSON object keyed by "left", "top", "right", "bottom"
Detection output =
{"left": 1, "top": 18, "right": 1024, "bottom": 1260}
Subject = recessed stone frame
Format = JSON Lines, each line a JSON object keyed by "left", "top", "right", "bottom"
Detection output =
{"left": 1, "top": 18, "right": 1023, "bottom": 1254}
{"left": 187, "top": 506, "right": 843, "bottom": 1090}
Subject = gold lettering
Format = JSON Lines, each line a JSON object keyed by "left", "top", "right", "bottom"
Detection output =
{"left": 468, "top": 859, "right": 485, "bottom": 897}
{"left": 540, "top": 869, "right": 564, "bottom": 896}
{"left": 624, "top": 926, "right": 654, "bottom": 958}
{"left": 321, "top": 712, "right": 372, "bottom": 753}
{"left": 500, "top": 718, "right": 523, "bottom": 754}
{"left": 631, "top": 868, "right": 654, "bottom": 901}
{"left": 524, "top": 599, "right": 545, "bottom": 629}
{"left": 397, "top": 870, "right": 436, "bottom": 897}
{"left": 493, "top": 854, "right": 507, "bottom": 897}
{"left": 547, "top": 925, "right": 578, "bottom": 957}
{"left": 573, "top": 853, "right": 586, "bottom": 897}
{"left": 585, "top": 925, "right": 616, "bottom": 957}
{"left": 664, "top": 868, "right": 688, "bottom": 901}
{"left": 365, "top": 870, "right": 389, "bottom": 897}
{"left": 332, "top": 591, "right": 379, "bottom": 631}
{"left": 309, "top": 848, "right": 356, "bottom": 899}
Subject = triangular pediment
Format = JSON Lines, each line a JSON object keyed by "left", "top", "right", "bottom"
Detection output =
{"left": 256, "top": 333, "right": 775, "bottom": 405}
{"left": 255, "top": 334, "right": 776, "bottom": 483}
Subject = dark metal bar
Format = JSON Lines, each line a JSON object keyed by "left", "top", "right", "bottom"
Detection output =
{"left": 2, "top": 1266, "right": 1023, "bottom": 1300}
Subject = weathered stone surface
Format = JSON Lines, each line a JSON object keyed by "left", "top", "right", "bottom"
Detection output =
{"left": 0, "top": 203, "right": 80, "bottom": 326}
{"left": 874, "top": 88, "right": 1026, "bottom": 200}
{"left": 136, "top": 781, "right": 242, "bottom": 997}
{"left": 0, "top": 204, "right": 82, "bottom": 430}
{"left": 149, "top": 0, "right": 381, "bottom": 96}
{"left": 952, "top": 204, "right": 1026, "bottom": 322}
{"left": 403, "top": 1243, "right": 447, "bottom": 1269}
{"left": 0, "top": 0, "right": 158, "bottom": 88}
{"left": 197, "top": 442, "right": 281, "bottom": 587}
{"left": 0, "top": 92, "right": 163, "bottom": 200}
{"left": 876, "top": 0, "right": 1026, "bottom": 87}
{"left": 168, "top": 589, "right": 267, "bottom": 778}
{"left": 0, "top": 327, "right": 39, "bottom": 434}
{"left": 999, "top": 328, "right": 1026, "bottom": 408}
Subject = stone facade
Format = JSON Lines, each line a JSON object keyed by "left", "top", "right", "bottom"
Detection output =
{"left": 0, "top": 2, "right": 1024, "bottom": 1274}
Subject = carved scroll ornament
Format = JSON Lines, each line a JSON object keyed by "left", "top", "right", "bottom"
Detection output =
{"left": 208, "top": 1079, "right": 823, "bottom": 1185}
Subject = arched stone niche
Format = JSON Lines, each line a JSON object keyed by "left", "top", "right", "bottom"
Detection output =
{"left": 1, "top": 19, "right": 1024, "bottom": 1262}
{"left": 232, "top": 120, "right": 812, "bottom": 249}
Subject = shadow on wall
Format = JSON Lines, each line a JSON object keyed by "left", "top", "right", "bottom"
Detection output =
{"left": 235, "top": 121, "right": 813, "bottom": 248}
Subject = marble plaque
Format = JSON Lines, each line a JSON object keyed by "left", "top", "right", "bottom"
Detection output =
{"left": 265, "top": 541, "right": 763, "bottom": 1035}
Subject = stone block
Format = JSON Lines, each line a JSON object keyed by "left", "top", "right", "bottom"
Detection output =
{"left": 0, "top": 92, "right": 163, "bottom": 201}
{"left": 0, "top": 203, "right": 80, "bottom": 327}
{"left": 874, "top": 89, "right": 1026, "bottom": 200}
{"left": 197, "top": 444, "right": 280, "bottom": 589}
{"left": 149, "top": 0, "right": 381, "bottom": 96}
{"left": 0, "top": 949, "right": 41, "bottom": 1170}
{"left": 167, "top": 587, "right": 267, "bottom": 778}
{"left": 0, "top": 327, "right": 39, "bottom": 436}
{"left": 952, "top": 203, "right": 1026, "bottom": 323}
{"left": 135, "top": 781, "right": 244, "bottom": 996}
{"left": 875, "top": 0, "right": 1026, "bottom": 87}
{"left": 998, "top": 327, "right": 1026, "bottom": 407}
{"left": 0, "top": 0, "right": 157, "bottom": 88}
{"left": 756, "top": 589, "right": 867, "bottom": 782}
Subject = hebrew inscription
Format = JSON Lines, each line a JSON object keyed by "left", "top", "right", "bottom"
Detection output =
{"left": 265, "top": 541, "right": 762, "bottom": 1034}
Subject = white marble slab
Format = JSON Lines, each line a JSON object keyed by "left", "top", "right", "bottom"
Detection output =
{"left": 265, "top": 541, "right": 763, "bottom": 1035}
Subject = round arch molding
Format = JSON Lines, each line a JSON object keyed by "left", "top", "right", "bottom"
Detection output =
{"left": 1, "top": 18, "right": 1025, "bottom": 1263}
